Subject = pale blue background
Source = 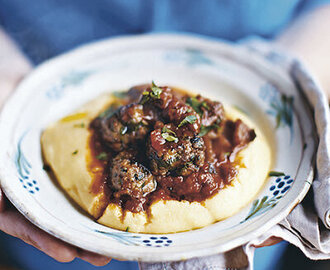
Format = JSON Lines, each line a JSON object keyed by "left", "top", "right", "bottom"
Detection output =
{"left": 0, "top": 0, "right": 329, "bottom": 64}
{"left": 0, "top": 0, "right": 329, "bottom": 269}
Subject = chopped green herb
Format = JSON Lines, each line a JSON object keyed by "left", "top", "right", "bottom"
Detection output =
{"left": 73, "top": 123, "right": 85, "bottom": 128}
{"left": 224, "top": 152, "right": 230, "bottom": 157}
{"left": 186, "top": 97, "right": 202, "bottom": 115}
{"left": 268, "top": 171, "right": 285, "bottom": 177}
{"left": 96, "top": 152, "right": 108, "bottom": 161}
{"left": 186, "top": 97, "right": 210, "bottom": 116}
{"left": 150, "top": 81, "right": 163, "bottom": 98}
{"left": 72, "top": 150, "right": 78, "bottom": 155}
{"left": 125, "top": 227, "right": 129, "bottom": 232}
{"left": 140, "top": 81, "right": 163, "bottom": 104}
{"left": 161, "top": 126, "right": 179, "bottom": 143}
{"left": 198, "top": 124, "right": 220, "bottom": 136}
{"left": 198, "top": 124, "right": 219, "bottom": 136}
{"left": 162, "top": 126, "right": 176, "bottom": 136}
{"left": 162, "top": 132, "right": 179, "bottom": 143}
{"left": 140, "top": 92, "right": 150, "bottom": 104}
{"left": 178, "top": 115, "right": 197, "bottom": 127}
{"left": 201, "top": 101, "right": 210, "bottom": 110}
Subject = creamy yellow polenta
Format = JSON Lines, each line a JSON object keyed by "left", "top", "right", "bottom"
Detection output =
{"left": 41, "top": 94, "right": 272, "bottom": 233}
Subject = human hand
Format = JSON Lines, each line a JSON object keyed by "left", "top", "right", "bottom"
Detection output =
{"left": 253, "top": 237, "right": 282, "bottom": 248}
{"left": 0, "top": 28, "right": 112, "bottom": 266}
{"left": 0, "top": 188, "right": 111, "bottom": 266}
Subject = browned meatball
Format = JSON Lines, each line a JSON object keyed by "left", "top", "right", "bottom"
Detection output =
{"left": 164, "top": 96, "right": 201, "bottom": 133}
{"left": 109, "top": 151, "right": 156, "bottom": 199}
{"left": 194, "top": 95, "right": 224, "bottom": 127}
{"left": 223, "top": 119, "right": 256, "bottom": 150}
{"left": 147, "top": 124, "right": 205, "bottom": 176}
{"left": 96, "top": 103, "right": 157, "bottom": 151}
{"left": 185, "top": 95, "right": 224, "bottom": 137}
{"left": 141, "top": 85, "right": 201, "bottom": 133}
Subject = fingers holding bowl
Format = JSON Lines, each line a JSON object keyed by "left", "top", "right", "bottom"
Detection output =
{"left": 0, "top": 189, "right": 111, "bottom": 265}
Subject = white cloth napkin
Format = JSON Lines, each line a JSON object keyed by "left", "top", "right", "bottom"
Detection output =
{"left": 139, "top": 42, "right": 330, "bottom": 270}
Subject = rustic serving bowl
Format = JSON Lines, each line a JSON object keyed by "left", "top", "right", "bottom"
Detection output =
{"left": 0, "top": 34, "right": 316, "bottom": 261}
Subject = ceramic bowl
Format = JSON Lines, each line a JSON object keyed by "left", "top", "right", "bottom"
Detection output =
{"left": 0, "top": 34, "right": 316, "bottom": 262}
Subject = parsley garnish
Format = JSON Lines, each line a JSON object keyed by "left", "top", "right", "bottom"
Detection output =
{"left": 140, "top": 81, "right": 163, "bottom": 104}
{"left": 72, "top": 150, "right": 78, "bottom": 155}
{"left": 186, "top": 97, "right": 202, "bottom": 115}
{"left": 186, "top": 97, "right": 210, "bottom": 116}
{"left": 125, "top": 227, "right": 130, "bottom": 232}
{"left": 201, "top": 101, "right": 210, "bottom": 110}
{"left": 161, "top": 126, "right": 179, "bottom": 143}
{"left": 96, "top": 152, "right": 108, "bottom": 161}
{"left": 150, "top": 81, "right": 162, "bottom": 98}
{"left": 178, "top": 115, "right": 197, "bottom": 127}
{"left": 140, "top": 91, "right": 150, "bottom": 105}
{"left": 198, "top": 124, "right": 219, "bottom": 136}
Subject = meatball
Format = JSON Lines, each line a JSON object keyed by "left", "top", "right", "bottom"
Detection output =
{"left": 194, "top": 95, "right": 224, "bottom": 127}
{"left": 140, "top": 84, "right": 174, "bottom": 109}
{"left": 156, "top": 163, "right": 222, "bottom": 201}
{"left": 109, "top": 151, "right": 156, "bottom": 199}
{"left": 185, "top": 95, "right": 224, "bottom": 137}
{"left": 223, "top": 119, "right": 256, "bottom": 150}
{"left": 164, "top": 96, "right": 201, "bottom": 133}
{"left": 147, "top": 124, "right": 205, "bottom": 176}
{"left": 141, "top": 85, "right": 201, "bottom": 133}
{"left": 96, "top": 103, "right": 157, "bottom": 151}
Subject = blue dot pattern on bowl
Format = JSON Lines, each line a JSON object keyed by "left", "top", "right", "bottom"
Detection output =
{"left": 270, "top": 175, "right": 293, "bottom": 196}
{"left": 142, "top": 236, "right": 173, "bottom": 247}
{"left": 243, "top": 173, "right": 294, "bottom": 222}
{"left": 94, "top": 230, "right": 173, "bottom": 247}
{"left": 19, "top": 178, "right": 40, "bottom": 194}
{"left": 15, "top": 133, "right": 40, "bottom": 194}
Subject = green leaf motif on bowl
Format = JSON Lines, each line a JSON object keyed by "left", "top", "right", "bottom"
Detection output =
{"left": 259, "top": 83, "right": 294, "bottom": 138}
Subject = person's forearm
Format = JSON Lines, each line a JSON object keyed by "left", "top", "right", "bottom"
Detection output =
{"left": 275, "top": 5, "right": 330, "bottom": 99}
